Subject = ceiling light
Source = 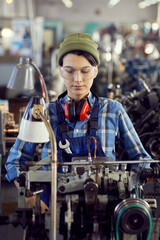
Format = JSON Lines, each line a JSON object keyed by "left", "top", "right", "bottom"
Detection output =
{"left": 62, "top": 0, "right": 73, "bottom": 8}
{"left": 105, "top": 52, "right": 112, "bottom": 62}
{"left": 145, "top": 43, "right": 154, "bottom": 54}
{"left": 114, "top": 39, "right": 123, "bottom": 55}
{"left": 1, "top": 28, "right": 13, "bottom": 38}
{"left": 132, "top": 24, "right": 139, "bottom": 31}
{"left": 6, "top": 0, "right": 13, "bottom": 4}
{"left": 108, "top": 0, "right": 120, "bottom": 8}
{"left": 144, "top": 21, "right": 151, "bottom": 30}
{"left": 138, "top": 2, "right": 146, "bottom": 8}
{"left": 152, "top": 22, "right": 159, "bottom": 31}
{"left": 92, "top": 31, "right": 100, "bottom": 42}
{"left": 138, "top": 0, "right": 160, "bottom": 8}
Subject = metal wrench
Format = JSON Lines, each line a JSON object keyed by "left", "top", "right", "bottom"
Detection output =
{"left": 59, "top": 139, "right": 72, "bottom": 154}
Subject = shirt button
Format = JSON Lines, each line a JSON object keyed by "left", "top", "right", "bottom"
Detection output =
{"left": 76, "top": 129, "right": 79, "bottom": 133}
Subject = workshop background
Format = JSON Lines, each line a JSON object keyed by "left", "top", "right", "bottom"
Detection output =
{"left": 1, "top": 0, "right": 160, "bottom": 239}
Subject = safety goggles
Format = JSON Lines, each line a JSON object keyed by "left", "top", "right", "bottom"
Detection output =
{"left": 59, "top": 66, "right": 97, "bottom": 81}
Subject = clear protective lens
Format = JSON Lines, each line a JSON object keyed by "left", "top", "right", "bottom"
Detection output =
{"left": 60, "top": 66, "right": 96, "bottom": 80}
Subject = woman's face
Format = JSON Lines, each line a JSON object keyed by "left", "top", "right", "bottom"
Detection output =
{"left": 60, "top": 54, "right": 98, "bottom": 102}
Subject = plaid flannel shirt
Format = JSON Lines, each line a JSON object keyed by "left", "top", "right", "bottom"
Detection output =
{"left": 6, "top": 92, "right": 151, "bottom": 181}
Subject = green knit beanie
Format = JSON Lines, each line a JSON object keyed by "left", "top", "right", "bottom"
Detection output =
{"left": 57, "top": 33, "right": 100, "bottom": 66}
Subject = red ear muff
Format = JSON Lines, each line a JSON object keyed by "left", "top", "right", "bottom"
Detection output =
{"left": 64, "top": 100, "right": 76, "bottom": 123}
{"left": 64, "top": 99, "right": 90, "bottom": 123}
{"left": 77, "top": 99, "right": 91, "bottom": 121}
{"left": 64, "top": 102, "right": 69, "bottom": 120}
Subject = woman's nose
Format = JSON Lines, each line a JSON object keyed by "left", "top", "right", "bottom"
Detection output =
{"left": 73, "top": 70, "right": 83, "bottom": 81}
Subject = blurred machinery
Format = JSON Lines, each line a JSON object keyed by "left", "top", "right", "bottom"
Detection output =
{"left": 120, "top": 84, "right": 160, "bottom": 162}
{"left": 0, "top": 107, "right": 17, "bottom": 157}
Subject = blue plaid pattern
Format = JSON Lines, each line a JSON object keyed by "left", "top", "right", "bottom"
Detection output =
{"left": 5, "top": 92, "right": 151, "bottom": 181}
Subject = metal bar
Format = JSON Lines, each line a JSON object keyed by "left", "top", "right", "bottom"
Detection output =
{"left": 36, "top": 109, "right": 57, "bottom": 240}
{"left": 31, "top": 60, "right": 49, "bottom": 103}
{"left": 59, "top": 159, "right": 160, "bottom": 165}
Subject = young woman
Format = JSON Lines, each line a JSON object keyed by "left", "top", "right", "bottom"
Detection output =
{"left": 6, "top": 33, "right": 151, "bottom": 208}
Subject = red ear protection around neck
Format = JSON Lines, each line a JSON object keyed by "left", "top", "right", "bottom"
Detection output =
{"left": 64, "top": 98, "right": 91, "bottom": 123}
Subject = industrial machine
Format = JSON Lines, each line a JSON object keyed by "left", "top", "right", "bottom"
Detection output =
{"left": 1, "top": 150, "right": 160, "bottom": 240}
{"left": 1, "top": 85, "right": 160, "bottom": 239}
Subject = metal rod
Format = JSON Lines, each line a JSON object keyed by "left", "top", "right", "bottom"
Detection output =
{"left": 59, "top": 159, "right": 160, "bottom": 165}
{"left": 24, "top": 158, "right": 160, "bottom": 167}
{"left": 36, "top": 109, "right": 57, "bottom": 240}
{"left": 31, "top": 60, "right": 49, "bottom": 103}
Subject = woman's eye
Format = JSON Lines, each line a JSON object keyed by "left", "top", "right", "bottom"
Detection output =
{"left": 81, "top": 70, "right": 90, "bottom": 74}
{"left": 65, "top": 69, "right": 74, "bottom": 74}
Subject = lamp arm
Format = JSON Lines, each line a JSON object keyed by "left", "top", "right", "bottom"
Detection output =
{"left": 31, "top": 60, "right": 49, "bottom": 103}
{"left": 35, "top": 108, "right": 57, "bottom": 240}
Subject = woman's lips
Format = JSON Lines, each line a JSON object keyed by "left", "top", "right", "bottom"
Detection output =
{"left": 72, "top": 85, "right": 84, "bottom": 89}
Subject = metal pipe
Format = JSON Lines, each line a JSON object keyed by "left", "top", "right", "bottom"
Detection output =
{"left": 31, "top": 60, "right": 49, "bottom": 103}
{"left": 36, "top": 109, "right": 57, "bottom": 240}
{"left": 88, "top": 136, "right": 97, "bottom": 159}
{"left": 59, "top": 159, "right": 160, "bottom": 165}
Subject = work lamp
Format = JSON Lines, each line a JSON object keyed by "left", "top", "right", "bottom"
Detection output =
{"left": 7, "top": 57, "right": 49, "bottom": 103}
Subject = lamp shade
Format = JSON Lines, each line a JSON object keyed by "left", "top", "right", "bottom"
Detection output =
{"left": 7, "top": 57, "right": 35, "bottom": 90}
{"left": 7, "top": 56, "right": 49, "bottom": 103}
{"left": 18, "top": 96, "right": 50, "bottom": 143}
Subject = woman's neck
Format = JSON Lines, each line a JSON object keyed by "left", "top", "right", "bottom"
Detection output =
{"left": 68, "top": 92, "right": 90, "bottom": 103}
